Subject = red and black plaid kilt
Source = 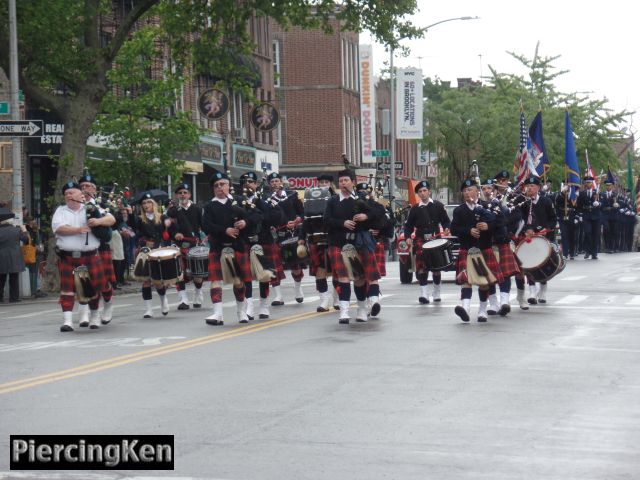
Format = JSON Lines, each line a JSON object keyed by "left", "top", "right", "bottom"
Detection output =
{"left": 375, "top": 242, "right": 387, "bottom": 277}
{"left": 262, "top": 242, "right": 286, "bottom": 281}
{"left": 328, "top": 245, "right": 380, "bottom": 283}
{"left": 456, "top": 247, "right": 504, "bottom": 286}
{"left": 495, "top": 242, "right": 520, "bottom": 278}
{"left": 58, "top": 252, "right": 105, "bottom": 294}
{"left": 99, "top": 249, "right": 116, "bottom": 285}
{"left": 208, "top": 249, "right": 252, "bottom": 283}
{"left": 412, "top": 237, "right": 428, "bottom": 273}
{"left": 178, "top": 247, "right": 194, "bottom": 283}
{"left": 309, "top": 243, "right": 329, "bottom": 276}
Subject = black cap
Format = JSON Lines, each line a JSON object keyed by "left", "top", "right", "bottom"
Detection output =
{"left": 355, "top": 182, "right": 370, "bottom": 191}
{"left": 337, "top": 169, "right": 355, "bottom": 181}
{"left": 240, "top": 172, "right": 258, "bottom": 183}
{"left": 317, "top": 173, "right": 334, "bottom": 183}
{"left": 141, "top": 192, "right": 154, "bottom": 201}
{"left": 460, "top": 178, "right": 478, "bottom": 191}
{"left": 174, "top": 183, "right": 191, "bottom": 193}
{"left": 209, "top": 169, "right": 229, "bottom": 186}
{"left": 583, "top": 175, "right": 595, "bottom": 181}
{"left": 415, "top": 180, "right": 430, "bottom": 193}
{"left": 267, "top": 172, "right": 282, "bottom": 182}
{"left": 523, "top": 176, "right": 541, "bottom": 186}
{"left": 482, "top": 178, "right": 496, "bottom": 187}
{"left": 494, "top": 170, "right": 510, "bottom": 180}
{"left": 62, "top": 181, "right": 81, "bottom": 194}
{"left": 78, "top": 173, "right": 97, "bottom": 185}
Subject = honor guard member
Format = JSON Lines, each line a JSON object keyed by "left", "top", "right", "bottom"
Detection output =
{"left": 600, "top": 175, "right": 618, "bottom": 253}
{"left": 555, "top": 183, "right": 578, "bottom": 260}
{"left": 517, "top": 176, "right": 557, "bottom": 304}
{"left": 482, "top": 178, "right": 520, "bottom": 316}
{"left": 403, "top": 180, "right": 451, "bottom": 304}
{"left": 52, "top": 181, "right": 108, "bottom": 331}
{"left": 324, "top": 169, "right": 383, "bottom": 323}
{"left": 300, "top": 173, "right": 335, "bottom": 312}
{"left": 201, "top": 169, "right": 257, "bottom": 325}
{"left": 78, "top": 173, "right": 117, "bottom": 325}
{"left": 267, "top": 172, "right": 306, "bottom": 304}
{"left": 577, "top": 175, "right": 601, "bottom": 259}
{"left": 354, "top": 181, "right": 387, "bottom": 315}
{"left": 166, "top": 182, "right": 204, "bottom": 309}
{"left": 239, "top": 171, "right": 284, "bottom": 320}
{"left": 126, "top": 193, "right": 172, "bottom": 317}
{"left": 450, "top": 179, "right": 503, "bottom": 322}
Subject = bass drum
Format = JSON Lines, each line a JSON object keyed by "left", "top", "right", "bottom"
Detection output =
{"left": 515, "top": 236, "right": 565, "bottom": 282}
{"left": 148, "top": 247, "right": 183, "bottom": 287}
{"left": 422, "top": 238, "right": 454, "bottom": 271}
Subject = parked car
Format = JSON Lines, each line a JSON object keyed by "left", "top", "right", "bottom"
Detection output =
{"left": 397, "top": 204, "right": 460, "bottom": 284}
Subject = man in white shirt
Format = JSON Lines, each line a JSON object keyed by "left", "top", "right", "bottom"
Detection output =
{"left": 52, "top": 182, "right": 112, "bottom": 332}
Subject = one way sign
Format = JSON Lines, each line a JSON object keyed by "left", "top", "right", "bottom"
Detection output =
{"left": 0, "top": 120, "right": 43, "bottom": 137}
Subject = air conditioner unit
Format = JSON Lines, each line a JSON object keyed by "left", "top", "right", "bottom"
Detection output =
{"left": 233, "top": 127, "right": 246, "bottom": 139}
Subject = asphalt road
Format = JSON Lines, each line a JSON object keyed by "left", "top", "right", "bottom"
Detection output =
{"left": 1, "top": 253, "right": 640, "bottom": 479}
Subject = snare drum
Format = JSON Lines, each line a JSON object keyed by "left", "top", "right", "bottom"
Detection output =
{"left": 187, "top": 246, "right": 209, "bottom": 278}
{"left": 515, "top": 236, "right": 565, "bottom": 282}
{"left": 148, "top": 247, "right": 182, "bottom": 287}
{"left": 280, "top": 235, "right": 302, "bottom": 269}
{"left": 422, "top": 238, "right": 454, "bottom": 271}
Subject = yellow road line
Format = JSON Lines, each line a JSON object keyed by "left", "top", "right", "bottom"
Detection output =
{"left": 0, "top": 310, "right": 328, "bottom": 395}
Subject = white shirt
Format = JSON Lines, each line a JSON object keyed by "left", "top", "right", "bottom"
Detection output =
{"left": 465, "top": 202, "right": 477, "bottom": 210}
{"left": 419, "top": 198, "right": 433, "bottom": 207}
{"left": 52, "top": 204, "right": 100, "bottom": 251}
{"left": 178, "top": 200, "right": 193, "bottom": 210}
{"left": 339, "top": 191, "right": 353, "bottom": 201}
{"left": 212, "top": 196, "right": 229, "bottom": 204}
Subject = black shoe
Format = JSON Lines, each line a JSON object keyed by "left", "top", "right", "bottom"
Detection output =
{"left": 477, "top": 315, "right": 488, "bottom": 323}
{"left": 418, "top": 296, "right": 430, "bottom": 305}
{"left": 569, "top": 256, "right": 575, "bottom": 260}
{"left": 177, "top": 302, "right": 190, "bottom": 310}
{"left": 592, "top": 255, "right": 598, "bottom": 260}
{"left": 295, "top": 297, "right": 303, "bottom": 304}
{"left": 193, "top": 303, "right": 201, "bottom": 309}
{"left": 89, "top": 324, "right": 100, "bottom": 330}
{"left": 271, "top": 300, "right": 284, "bottom": 306}
{"left": 333, "top": 304, "right": 340, "bottom": 311}
{"left": 317, "top": 306, "right": 329, "bottom": 312}
{"left": 205, "top": 318, "right": 224, "bottom": 326}
{"left": 338, "top": 318, "right": 350, "bottom": 324}
{"left": 584, "top": 254, "right": 590, "bottom": 259}
{"left": 499, "top": 304, "right": 510, "bottom": 316}
{"left": 60, "top": 324, "right": 74, "bottom": 332}
{"left": 239, "top": 318, "right": 249, "bottom": 324}
{"left": 370, "top": 302, "right": 381, "bottom": 317}
{"left": 259, "top": 314, "right": 269, "bottom": 319}
{"left": 538, "top": 298, "right": 547, "bottom": 304}
{"left": 528, "top": 298, "right": 537, "bottom": 305}
{"left": 487, "top": 309, "right": 498, "bottom": 316}
{"left": 454, "top": 306, "right": 470, "bottom": 322}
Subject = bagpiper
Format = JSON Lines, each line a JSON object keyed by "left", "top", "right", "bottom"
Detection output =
{"left": 576, "top": 175, "right": 601, "bottom": 260}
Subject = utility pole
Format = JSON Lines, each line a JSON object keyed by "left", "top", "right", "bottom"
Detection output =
{"left": 9, "top": 0, "right": 23, "bottom": 225}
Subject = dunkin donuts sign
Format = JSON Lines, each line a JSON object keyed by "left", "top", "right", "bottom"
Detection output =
{"left": 286, "top": 176, "right": 321, "bottom": 189}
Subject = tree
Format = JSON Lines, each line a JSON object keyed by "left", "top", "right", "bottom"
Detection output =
{"left": 424, "top": 46, "right": 631, "bottom": 199}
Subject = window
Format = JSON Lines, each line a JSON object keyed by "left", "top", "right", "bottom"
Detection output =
{"left": 272, "top": 40, "right": 281, "bottom": 87}
{"left": 341, "top": 39, "right": 347, "bottom": 87}
{"left": 231, "top": 90, "right": 245, "bottom": 136}
{"left": 0, "top": 142, "right": 12, "bottom": 171}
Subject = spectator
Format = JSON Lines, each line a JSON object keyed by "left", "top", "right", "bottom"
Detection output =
{"left": 25, "top": 217, "right": 47, "bottom": 298}
{"left": 0, "top": 207, "right": 28, "bottom": 303}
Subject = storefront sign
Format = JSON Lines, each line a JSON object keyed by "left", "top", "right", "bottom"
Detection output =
{"left": 359, "top": 45, "right": 376, "bottom": 163}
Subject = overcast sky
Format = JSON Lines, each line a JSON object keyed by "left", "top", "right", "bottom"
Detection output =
{"left": 361, "top": 0, "right": 639, "bottom": 135}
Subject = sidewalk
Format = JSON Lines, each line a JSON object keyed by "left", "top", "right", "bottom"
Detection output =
{"left": 2, "top": 282, "right": 142, "bottom": 306}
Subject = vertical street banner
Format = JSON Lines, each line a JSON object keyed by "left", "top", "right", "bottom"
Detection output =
{"left": 359, "top": 45, "right": 376, "bottom": 163}
{"left": 395, "top": 67, "right": 423, "bottom": 139}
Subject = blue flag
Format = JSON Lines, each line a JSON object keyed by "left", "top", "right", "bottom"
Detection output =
{"left": 564, "top": 111, "right": 581, "bottom": 202}
{"left": 606, "top": 165, "right": 617, "bottom": 185}
{"left": 529, "top": 111, "right": 549, "bottom": 176}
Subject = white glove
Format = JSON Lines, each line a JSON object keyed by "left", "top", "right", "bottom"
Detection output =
{"left": 592, "top": 201, "right": 600, "bottom": 207}
{"left": 620, "top": 209, "right": 625, "bottom": 213}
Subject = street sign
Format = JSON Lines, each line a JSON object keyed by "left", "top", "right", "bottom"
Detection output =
{"left": 0, "top": 102, "right": 9, "bottom": 115}
{"left": 372, "top": 149, "right": 390, "bottom": 157}
{"left": 377, "top": 161, "right": 403, "bottom": 170}
{"left": 0, "top": 120, "right": 43, "bottom": 137}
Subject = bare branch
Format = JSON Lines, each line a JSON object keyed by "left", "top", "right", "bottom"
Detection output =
{"left": 108, "top": 0, "right": 159, "bottom": 62}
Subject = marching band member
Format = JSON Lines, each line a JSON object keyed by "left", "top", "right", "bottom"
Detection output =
{"left": 555, "top": 183, "right": 578, "bottom": 260}
{"left": 450, "top": 179, "right": 503, "bottom": 322}
{"left": 201, "top": 170, "right": 259, "bottom": 325}
{"left": 239, "top": 171, "right": 284, "bottom": 320}
{"left": 577, "top": 175, "right": 601, "bottom": 260}
{"left": 517, "top": 176, "right": 557, "bottom": 304}
{"left": 403, "top": 180, "right": 450, "bottom": 304}
{"left": 600, "top": 178, "right": 618, "bottom": 254}
{"left": 52, "top": 181, "right": 108, "bottom": 331}
{"left": 166, "top": 183, "right": 204, "bottom": 310}
{"left": 266, "top": 172, "right": 305, "bottom": 305}
{"left": 78, "top": 173, "right": 116, "bottom": 325}
{"left": 323, "top": 169, "right": 383, "bottom": 323}
{"left": 126, "top": 193, "right": 171, "bottom": 318}
{"left": 301, "top": 173, "right": 335, "bottom": 312}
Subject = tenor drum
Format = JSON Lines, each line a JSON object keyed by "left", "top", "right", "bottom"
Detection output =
{"left": 303, "top": 187, "right": 331, "bottom": 217}
{"left": 515, "top": 236, "right": 565, "bottom": 282}
{"left": 187, "top": 246, "right": 209, "bottom": 278}
{"left": 422, "top": 238, "right": 454, "bottom": 271}
{"left": 148, "top": 247, "right": 182, "bottom": 287}
{"left": 279, "top": 235, "right": 302, "bottom": 269}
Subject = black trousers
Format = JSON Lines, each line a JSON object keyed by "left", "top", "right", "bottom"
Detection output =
{"left": 0, "top": 272, "right": 20, "bottom": 301}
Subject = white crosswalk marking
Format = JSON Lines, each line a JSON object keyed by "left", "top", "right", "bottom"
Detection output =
{"left": 626, "top": 296, "right": 640, "bottom": 305}
{"left": 556, "top": 294, "right": 588, "bottom": 304}
{"left": 558, "top": 275, "right": 587, "bottom": 281}
{"left": 617, "top": 276, "right": 637, "bottom": 282}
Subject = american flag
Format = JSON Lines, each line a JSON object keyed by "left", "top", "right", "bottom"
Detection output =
{"left": 514, "top": 110, "right": 539, "bottom": 185}
{"left": 585, "top": 150, "right": 598, "bottom": 192}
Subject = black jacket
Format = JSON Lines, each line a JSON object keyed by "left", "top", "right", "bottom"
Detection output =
{"left": 403, "top": 200, "right": 450, "bottom": 238}
{"left": 324, "top": 194, "right": 384, "bottom": 247}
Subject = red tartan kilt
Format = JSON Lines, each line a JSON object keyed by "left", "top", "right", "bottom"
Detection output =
{"left": 309, "top": 243, "right": 329, "bottom": 276}
{"left": 456, "top": 247, "right": 504, "bottom": 285}
{"left": 58, "top": 253, "right": 106, "bottom": 294}
{"left": 178, "top": 247, "right": 193, "bottom": 282}
{"left": 208, "top": 249, "right": 252, "bottom": 283}
{"left": 99, "top": 249, "right": 116, "bottom": 284}
{"left": 262, "top": 243, "right": 286, "bottom": 281}
{"left": 328, "top": 245, "right": 380, "bottom": 283}
{"left": 495, "top": 243, "right": 520, "bottom": 278}
{"left": 412, "top": 238, "right": 427, "bottom": 273}
{"left": 375, "top": 242, "right": 386, "bottom": 277}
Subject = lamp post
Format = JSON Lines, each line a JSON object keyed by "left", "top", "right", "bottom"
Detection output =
{"left": 388, "top": 16, "right": 479, "bottom": 213}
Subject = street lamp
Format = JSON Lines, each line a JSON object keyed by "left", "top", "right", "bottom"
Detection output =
{"left": 388, "top": 16, "right": 480, "bottom": 213}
